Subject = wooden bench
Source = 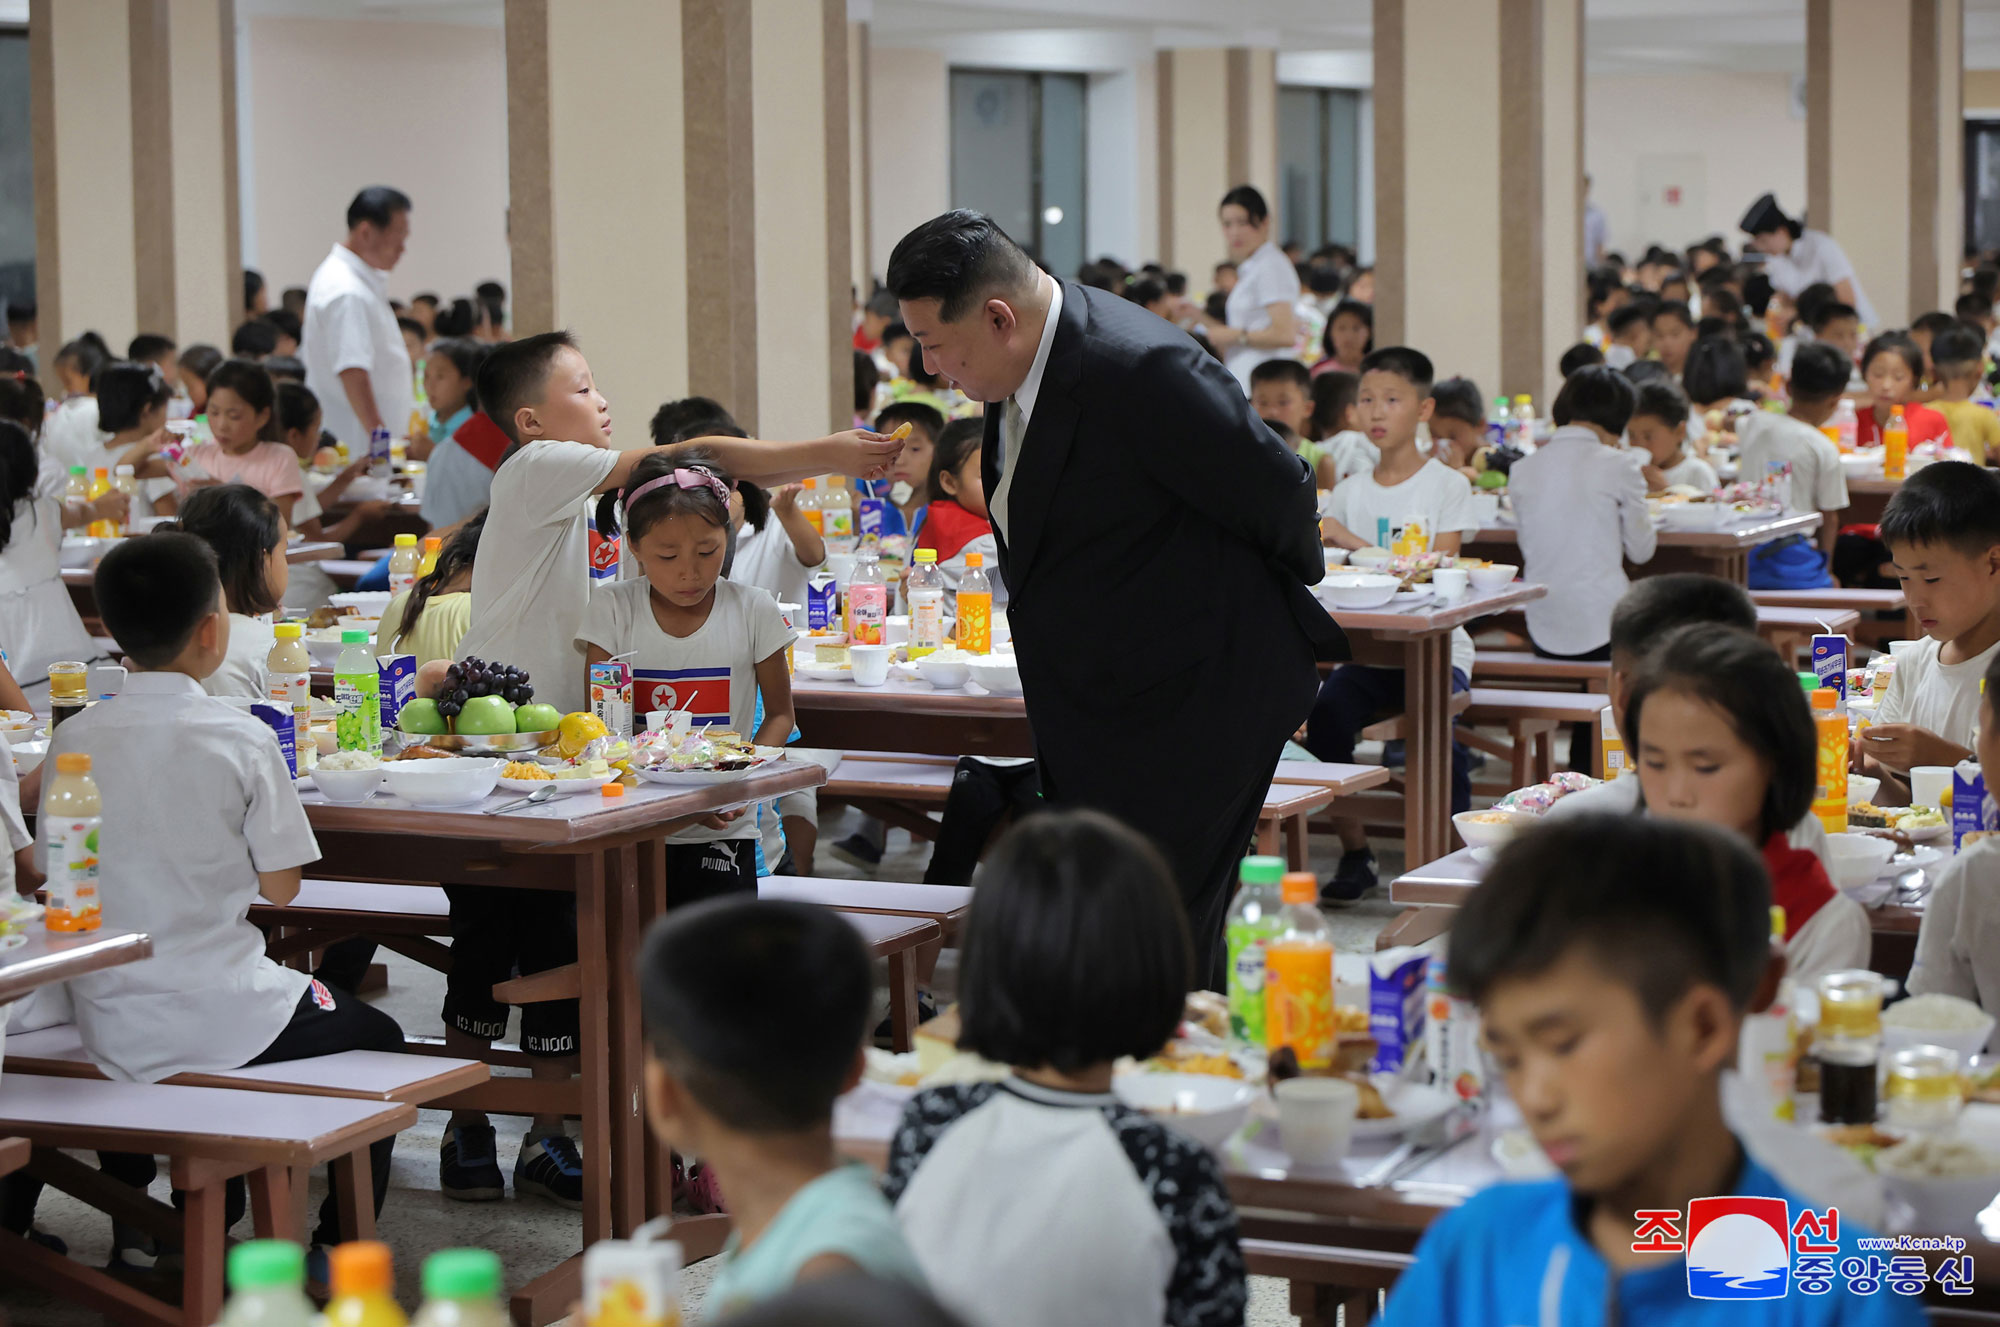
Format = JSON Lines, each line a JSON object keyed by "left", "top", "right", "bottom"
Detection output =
{"left": 319, "top": 558, "right": 380, "bottom": 589}
{"left": 0, "top": 1074, "right": 414, "bottom": 1327}
{"left": 1242, "top": 1237, "right": 1412, "bottom": 1327}
{"left": 1468, "top": 650, "right": 1611, "bottom": 689}
{"left": 1755, "top": 604, "right": 1860, "bottom": 663}
{"left": 757, "top": 877, "right": 973, "bottom": 944}
{"left": 1462, "top": 687, "right": 1611, "bottom": 786}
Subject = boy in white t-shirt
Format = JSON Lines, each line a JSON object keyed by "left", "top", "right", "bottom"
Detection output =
{"left": 438, "top": 331, "right": 903, "bottom": 1207}
{"left": 1908, "top": 651, "right": 2000, "bottom": 1044}
{"left": 1734, "top": 341, "right": 1851, "bottom": 554}
{"left": 1310, "top": 347, "right": 1479, "bottom": 902}
{"left": 1859, "top": 461, "right": 2000, "bottom": 798}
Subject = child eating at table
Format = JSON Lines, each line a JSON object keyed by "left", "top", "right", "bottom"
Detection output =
{"left": 1858, "top": 461, "right": 2000, "bottom": 786}
{"left": 1927, "top": 325, "right": 2000, "bottom": 465}
{"left": 379, "top": 513, "right": 481, "bottom": 666}
{"left": 1309, "top": 370, "right": 1373, "bottom": 483}
{"left": 1378, "top": 815, "right": 1919, "bottom": 1327}
{"left": 884, "top": 810, "right": 1245, "bottom": 1327}
{"left": 1426, "top": 377, "right": 1496, "bottom": 481}
{"left": 1626, "top": 624, "right": 1868, "bottom": 979}
{"left": 913, "top": 418, "right": 1000, "bottom": 611}
{"left": 1602, "top": 302, "right": 1652, "bottom": 370}
{"left": 167, "top": 484, "right": 287, "bottom": 700}
{"left": 1734, "top": 342, "right": 1852, "bottom": 555}
{"left": 579, "top": 451, "right": 794, "bottom": 900}
{"left": 1314, "top": 297, "right": 1372, "bottom": 376}
{"left": 1625, "top": 379, "right": 1718, "bottom": 492}
{"left": 38, "top": 337, "right": 106, "bottom": 473}
{"left": 1309, "top": 347, "right": 1479, "bottom": 900}
{"left": 90, "top": 360, "right": 173, "bottom": 497}
{"left": 1855, "top": 333, "right": 1950, "bottom": 450}
{"left": 1809, "top": 298, "right": 1863, "bottom": 368}
{"left": 1648, "top": 300, "right": 1697, "bottom": 381}
{"left": 1250, "top": 359, "right": 1331, "bottom": 486}
{"left": 124, "top": 359, "right": 304, "bottom": 521}
{"left": 175, "top": 343, "right": 221, "bottom": 418}
{"left": 0, "top": 420, "right": 120, "bottom": 683}
{"left": 871, "top": 401, "right": 945, "bottom": 538}
{"left": 641, "top": 895, "right": 925, "bottom": 1316}
{"left": 1908, "top": 649, "right": 2000, "bottom": 1042}
{"left": 41, "top": 532, "right": 404, "bottom": 1263}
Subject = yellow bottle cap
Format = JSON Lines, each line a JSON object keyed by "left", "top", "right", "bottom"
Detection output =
{"left": 54, "top": 753, "right": 91, "bottom": 774}
{"left": 274, "top": 622, "right": 302, "bottom": 639}
{"left": 1770, "top": 904, "right": 1787, "bottom": 940}
{"left": 915, "top": 549, "right": 937, "bottom": 563}
{"left": 394, "top": 533, "right": 417, "bottom": 547}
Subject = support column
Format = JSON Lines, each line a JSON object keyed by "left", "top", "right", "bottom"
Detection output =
{"left": 1810, "top": 0, "right": 1963, "bottom": 327}
{"left": 848, "top": 19, "right": 872, "bottom": 298}
{"left": 1158, "top": 46, "right": 1277, "bottom": 276}
{"left": 1374, "top": 0, "right": 1579, "bottom": 403}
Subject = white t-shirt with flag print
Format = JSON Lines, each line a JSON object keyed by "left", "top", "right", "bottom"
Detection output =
{"left": 576, "top": 576, "right": 792, "bottom": 843}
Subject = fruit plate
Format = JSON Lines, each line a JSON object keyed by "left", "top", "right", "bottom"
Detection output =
{"left": 498, "top": 772, "right": 617, "bottom": 795}
{"left": 633, "top": 758, "right": 780, "bottom": 786}
{"left": 391, "top": 728, "right": 559, "bottom": 756}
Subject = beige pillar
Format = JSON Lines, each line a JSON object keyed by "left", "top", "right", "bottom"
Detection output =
{"left": 1157, "top": 46, "right": 1277, "bottom": 276}
{"left": 31, "top": 0, "right": 239, "bottom": 358}
{"left": 867, "top": 47, "right": 948, "bottom": 281}
{"left": 1374, "top": 0, "right": 1580, "bottom": 403}
{"left": 848, "top": 20, "right": 872, "bottom": 297}
{"left": 1809, "top": 0, "right": 1963, "bottom": 327}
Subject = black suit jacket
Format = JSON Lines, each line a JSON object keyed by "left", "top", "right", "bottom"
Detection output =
{"left": 987, "top": 282, "right": 1347, "bottom": 809}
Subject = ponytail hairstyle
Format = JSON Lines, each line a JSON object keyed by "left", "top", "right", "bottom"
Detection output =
{"left": 168, "top": 483, "right": 285, "bottom": 617}
{"left": 204, "top": 358, "right": 281, "bottom": 442}
{"left": 95, "top": 360, "right": 173, "bottom": 434}
{"left": 394, "top": 512, "right": 485, "bottom": 651}
{"left": 0, "top": 375, "right": 44, "bottom": 440}
{"left": 594, "top": 447, "right": 733, "bottom": 545}
{"left": 0, "top": 420, "right": 37, "bottom": 553}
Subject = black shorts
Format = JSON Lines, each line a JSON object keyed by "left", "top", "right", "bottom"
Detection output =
{"left": 664, "top": 837, "right": 757, "bottom": 909}
{"left": 442, "top": 885, "right": 580, "bottom": 1057}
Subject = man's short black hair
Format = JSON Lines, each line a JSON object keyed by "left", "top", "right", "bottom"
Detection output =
{"left": 1880, "top": 460, "right": 2000, "bottom": 557}
{"left": 1608, "top": 572, "right": 1756, "bottom": 660}
{"left": 1650, "top": 300, "right": 1695, "bottom": 330}
{"left": 1955, "top": 292, "right": 1992, "bottom": 321}
{"left": 640, "top": 896, "right": 872, "bottom": 1132}
{"left": 886, "top": 211, "right": 1039, "bottom": 324}
{"left": 1249, "top": 358, "right": 1311, "bottom": 392}
{"left": 1357, "top": 345, "right": 1434, "bottom": 393}
{"left": 1629, "top": 378, "right": 1690, "bottom": 430}
{"left": 347, "top": 186, "right": 413, "bottom": 231}
{"left": 957, "top": 811, "right": 1191, "bottom": 1075}
{"left": 1447, "top": 814, "right": 1772, "bottom": 1019}
{"left": 873, "top": 400, "right": 946, "bottom": 442}
{"left": 1627, "top": 624, "right": 1816, "bottom": 843}
{"left": 1558, "top": 342, "right": 1605, "bottom": 378}
{"left": 1428, "top": 376, "right": 1484, "bottom": 426}
{"left": 1606, "top": 304, "right": 1652, "bottom": 338}
{"left": 1932, "top": 325, "right": 1986, "bottom": 376}
{"left": 478, "top": 330, "right": 579, "bottom": 448}
{"left": 6, "top": 299, "right": 35, "bottom": 325}
{"left": 96, "top": 532, "right": 222, "bottom": 669}
{"left": 230, "top": 320, "right": 278, "bottom": 359}
{"left": 1787, "top": 342, "right": 1851, "bottom": 402}
{"left": 1682, "top": 336, "right": 1749, "bottom": 406}
{"left": 1809, "top": 300, "right": 1859, "bottom": 332}
{"left": 1551, "top": 364, "right": 1636, "bottom": 435}
{"left": 127, "top": 333, "right": 175, "bottom": 362}
{"left": 1219, "top": 184, "right": 1269, "bottom": 224}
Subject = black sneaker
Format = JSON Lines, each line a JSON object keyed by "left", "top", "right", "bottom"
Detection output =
{"left": 441, "top": 1123, "right": 505, "bottom": 1202}
{"left": 829, "top": 833, "right": 883, "bottom": 869}
{"left": 515, "top": 1132, "right": 584, "bottom": 1209}
{"left": 1321, "top": 849, "right": 1378, "bottom": 905}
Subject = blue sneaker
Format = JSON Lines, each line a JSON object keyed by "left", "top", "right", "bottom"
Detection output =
{"left": 441, "top": 1123, "right": 504, "bottom": 1202}
{"left": 515, "top": 1132, "right": 583, "bottom": 1209}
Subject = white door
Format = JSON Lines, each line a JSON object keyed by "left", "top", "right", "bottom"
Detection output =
{"left": 1635, "top": 153, "right": 1707, "bottom": 251}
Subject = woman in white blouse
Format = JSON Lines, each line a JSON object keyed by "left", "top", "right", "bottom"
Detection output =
{"left": 1741, "top": 193, "right": 1876, "bottom": 329}
{"left": 1208, "top": 185, "right": 1301, "bottom": 394}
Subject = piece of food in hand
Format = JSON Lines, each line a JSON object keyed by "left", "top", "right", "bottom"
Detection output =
{"left": 502, "top": 761, "right": 553, "bottom": 781}
{"left": 888, "top": 421, "right": 913, "bottom": 441}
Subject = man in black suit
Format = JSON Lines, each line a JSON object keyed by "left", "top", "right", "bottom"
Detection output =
{"left": 887, "top": 211, "right": 1346, "bottom": 985}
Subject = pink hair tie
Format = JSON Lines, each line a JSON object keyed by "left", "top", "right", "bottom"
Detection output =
{"left": 622, "top": 465, "right": 731, "bottom": 519}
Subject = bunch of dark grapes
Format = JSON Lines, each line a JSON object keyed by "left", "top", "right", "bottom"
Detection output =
{"left": 435, "top": 656, "right": 534, "bottom": 720}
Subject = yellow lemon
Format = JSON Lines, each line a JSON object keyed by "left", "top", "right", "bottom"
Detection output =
{"left": 557, "top": 711, "right": 609, "bottom": 758}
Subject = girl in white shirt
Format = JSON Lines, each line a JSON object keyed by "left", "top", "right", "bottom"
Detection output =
{"left": 89, "top": 361, "right": 173, "bottom": 513}
{"left": 1626, "top": 380, "right": 1720, "bottom": 494}
{"left": 38, "top": 337, "right": 107, "bottom": 475}
{"left": 167, "top": 483, "right": 288, "bottom": 700}
{"left": 0, "top": 420, "right": 123, "bottom": 683}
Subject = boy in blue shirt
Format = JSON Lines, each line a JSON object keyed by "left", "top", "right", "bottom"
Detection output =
{"left": 1381, "top": 814, "right": 1925, "bottom": 1327}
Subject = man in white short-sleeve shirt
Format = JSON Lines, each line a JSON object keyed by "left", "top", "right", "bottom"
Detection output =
{"left": 303, "top": 187, "right": 415, "bottom": 450}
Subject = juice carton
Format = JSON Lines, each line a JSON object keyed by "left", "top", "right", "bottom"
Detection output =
{"left": 583, "top": 1234, "right": 683, "bottom": 1327}
{"left": 591, "top": 659, "right": 635, "bottom": 740}
{"left": 1598, "top": 706, "right": 1629, "bottom": 780}
{"left": 377, "top": 655, "right": 417, "bottom": 733}
{"left": 1953, "top": 759, "right": 1997, "bottom": 850}
{"left": 1368, "top": 947, "right": 1428, "bottom": 1074}
{"left": 1424, "top": 954, "right": 1487, "bottom": 1102}
{"left": 1811, "top": 634, "right": 1847, "bottom": 700}
{"left": 218, "top": 698, "right": 301, "bottom": 778}
{"left": 857, "top": 496, "right": 885, "bottom": 539}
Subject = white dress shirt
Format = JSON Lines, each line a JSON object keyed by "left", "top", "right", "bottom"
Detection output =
{"left": 302, "top": 243, "right": 415, "bottom": 450}
{"left": 990, "top": 276, "right": 1063, "bottom": 541}
{"left": 1762, "top": 229, "right": 1876, "bottom": 329}
{"left": 1507, "top": 426, "right": 1657, "bottom": 655}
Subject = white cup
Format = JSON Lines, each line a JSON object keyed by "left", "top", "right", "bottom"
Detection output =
{"left": 1275, "top": 1076, "right": 1359, "bottom": 1167}
{"left": 884, "top": 615, "right": 911, "bottom": 647}
{"left": 849, "top": 644, "right": 892, "bottom": 687}
{"left": 1911, "top": 765, "right": 1955, "bottom": 812}
{"left": 1430, "top": 567, "right": 1469, "bottom": 600}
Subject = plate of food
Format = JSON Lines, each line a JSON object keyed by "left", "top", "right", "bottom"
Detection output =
{"left": 793, "top": 661, "right": 851, "bottom": 683}
{"left": 1852, "top": 803, "right": 1949, "bottom": 842}
{"left": 1351, "top": 1079, "right": 1459, "bottom": 1140}
{"left": 631, "top": 730, "right": 781, "bottom": 785}
{"left": 498, "top": 760, "right": 617, "bottom": 795}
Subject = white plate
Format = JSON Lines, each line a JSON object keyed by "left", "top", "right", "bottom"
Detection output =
{"left": 634, "top": 759, "right": 777, "bottom": 787}
{"left": 499, "top": 772, "right": 616, "bottom": 795}
{"left": 1901, "top": 821, "right": 1951, "bottom": 844}
{"left": 1351, "top": 1081, "right": 1459, "bottom": 1140}
{"left": 793, "top": 662, "right": 851, "bottom": 683}
{"left": 1883, "top": 845, "right": 1945, "bottom": 875}
{"left": 1389, "top": 591, "right": 1433, "bottom": 609}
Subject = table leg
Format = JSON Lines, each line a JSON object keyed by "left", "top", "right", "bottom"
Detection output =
{"left": 575, "top": 852, "right": 613, "bottom": 1247}
{"left": 181, "top": 1182, "right": 226, "bottom": 1327}
{"left": 886, "top": 949, "right": 918, "bottom": 1053}
{"left": 246, "top": 1167, "right": 298, "bottom": 1242}
{"left": 608, "top": 842, "right": 646, "bottom": 1237}
{"left": 636, "top": 840, "right": 676, "bottom": 1222}
{"left": 331, "top": 1153, "right": 375, "bottom": 1241}
{"left": 1401, "top": 633, "right": 1453, "bottom": 866}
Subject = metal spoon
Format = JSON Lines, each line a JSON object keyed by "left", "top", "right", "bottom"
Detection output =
{"left": 486, "top": 785, "right": 558, "bottom": 815}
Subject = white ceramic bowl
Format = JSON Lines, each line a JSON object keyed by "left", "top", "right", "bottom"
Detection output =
{"left": 8, "top": 737, "right": 47, "bottom": 776}
{"left": 1454, "top": 808, "right": 1533, "bottom": 852}
{"left": 1880, "top": 1165, "right": 2000, "bottom": 1232}
{"left": 306, "top": 629, "right": 355, "bottom": 669}
{"left": 967, "top": 656, "right": 1023, "bottom": 695}
{"left": 914, "top": 653, "right": 972, "bottom": 690}
{"left": 312, "top": 765, "right": 385, "bottom": 803}
{"left": 379, "top": 756, "right": 502, "bottom": 808}
{"left": 1659, "top": 503, "right": 1729, "bottom": 530}
{"left": 1317, "top": 572, "right": 1400, "bottom": 610}
{"left": 58, "top": 537, "right": 111, "bottom": 569}
{"left": 1112, "top": 1072, "right": 1258, "bottom": 1151}
{"left": 1848, "top": 774, "right": 1882, "bottom": 806}
{"left": 1348, "top": 546, "right": 1393, "bottom": 569}
{"left": 1322, "top": 547, "right": 1350, "bottom": 567}
{"left": 1468, "top": 563, "right": 1518, "bottom": 592}
{"left": 330, "top": 591, "right": 393, "bottom": 618}
{"left": 1825, "top": 833, "right": 1896, "bottom": 891}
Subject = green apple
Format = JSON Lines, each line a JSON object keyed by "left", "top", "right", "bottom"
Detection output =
{"left": 455, "top": 694, "right": 517, "bottom": 735}
{"left": 398, "top": 698, "right": 448, "bottom": 735}
{"left": 514, "top": 703, "right": 563, "bottom": 733}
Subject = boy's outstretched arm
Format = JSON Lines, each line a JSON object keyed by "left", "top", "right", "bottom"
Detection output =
{"left": 589, "top": 429, "right": 905, "bottom": 495}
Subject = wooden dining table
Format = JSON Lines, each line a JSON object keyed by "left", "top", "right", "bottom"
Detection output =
{"left": 0, "top": 926, "right": 153, "bottom": 1006}
{"left": 296, "top": 759, "right": 826, "bottom": 1324}
{"left": 1464, "top": 510, "right": 1824, "bottom": 586}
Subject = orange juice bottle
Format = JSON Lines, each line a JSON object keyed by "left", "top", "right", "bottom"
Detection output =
{"left": 87, "top": 468, "right": 114, "bottom": 537}
{"left": 799, "top": 478, "right": 824, "bottom": 534}
{"left": 326, "top": 1242, "right": 408, "bottom": 1327}
{"left": 420, "top": 535, "right": 443, "bottom": 578}
{"left": 43, "top": 753, "right": 101, "bottom": 932}
{"left": 958, "top": 553, "right": 993, "bottom": 654}
{"left": 1812, "top": 688, "right": 1848, "bottom": 835}
{"left": 1264, "top": 872, "right": 1336, "bottom": 1069}
{"left": 1884, "top": 406, "right": 1909, "bottom": 481}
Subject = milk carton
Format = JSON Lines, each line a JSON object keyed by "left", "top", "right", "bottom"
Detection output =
{"left": 376, "top": 654, "right": 417, "bottom": 733}
{"left": 1368, "top": 947, "right": 1428, "bottom": 1074}
{"left": 1953, "top": 758, "right": 1997, "bottom": 850}
{"left": 591, "top": 659, "right": 635, "bottom": 741}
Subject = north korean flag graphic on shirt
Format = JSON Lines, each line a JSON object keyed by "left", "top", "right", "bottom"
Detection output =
{"left": 588, "top": 512, "right": 621, "bottom": 582}
{"left": 1685, "top": 1196, "right": 1790, "bottom": 1300}
{"left": 635, "top": 667, "right": 732, "bottom": 726}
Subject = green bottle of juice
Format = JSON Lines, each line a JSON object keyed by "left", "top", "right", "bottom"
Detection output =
{"left": 1225, "top": 855, "right": 1287, "bottom": 1043}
